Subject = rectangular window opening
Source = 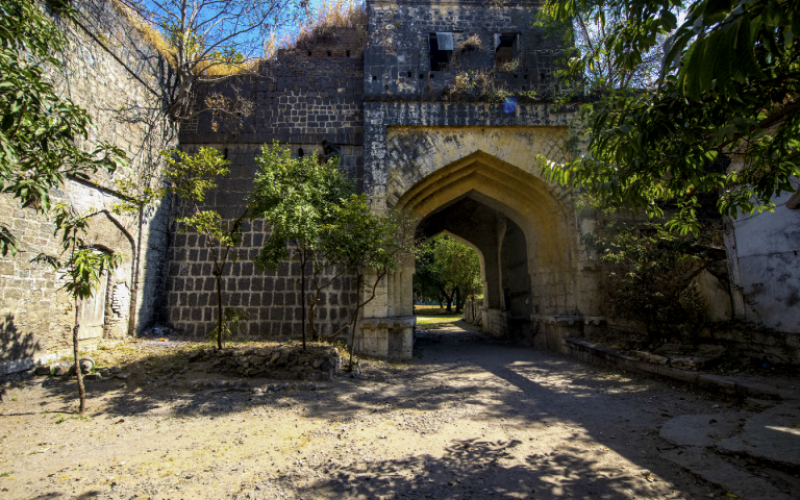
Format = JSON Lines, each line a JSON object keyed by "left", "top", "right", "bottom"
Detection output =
{"left": 429, "top": 32, "right": 453, "bottom": 71}
{"left": 495, "top": 33, "right": 518, "bottom": 71}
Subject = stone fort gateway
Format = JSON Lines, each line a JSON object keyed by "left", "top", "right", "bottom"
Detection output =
{"left": 1, "top": 0, "right": 799, "bottom": 374}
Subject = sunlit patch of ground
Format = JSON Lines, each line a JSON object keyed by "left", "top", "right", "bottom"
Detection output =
{"left": 0, "top": 328, "right": 732, "bottom": 500}
{"left": 414, "top": 304, "right": 464, "bottom": 329}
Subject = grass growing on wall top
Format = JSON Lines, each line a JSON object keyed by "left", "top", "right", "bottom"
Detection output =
{"left": 110, "top": 0, "right": 260, "bottom": 76}
{"left": 282, "top": 0, "right": 368, "bottom": 51}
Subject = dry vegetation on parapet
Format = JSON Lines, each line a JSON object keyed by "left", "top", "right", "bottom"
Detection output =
{"left": 281, "top": 0, "right": 368, "bottom": 52}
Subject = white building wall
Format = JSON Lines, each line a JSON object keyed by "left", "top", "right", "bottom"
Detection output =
{"left": 725, "top": 178, "right": 800, "bottom": 333}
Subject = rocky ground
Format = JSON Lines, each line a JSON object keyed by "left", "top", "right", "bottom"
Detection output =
{"left": 0, "top": 322, "right": 797, "bottom": 500}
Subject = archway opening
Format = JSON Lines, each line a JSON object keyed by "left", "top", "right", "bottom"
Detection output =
{"left": 409, "top": 193, "right": 533, "bottom": 337}
{"left": 377, "top": 149, "right": 581, "bottom": 346}
{"left": 77, "top": 247, "right": 112, "bottom": 341}
{"left": 412, "top": 233, "right": 484, "bottom": 330}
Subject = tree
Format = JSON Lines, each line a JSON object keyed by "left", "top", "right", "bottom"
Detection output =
{"left": 413, "top": 235, "right": 482, "bottom": 313}
{"left": 434, "top": 235, "right": 482, "bottom": 313}
{"left": 323, "top": 195, "right": 412, "bottom": 370}
{"left": 115, "top": 0, "right": 304, "bottom": 120}
{"left": 540, "top": 0, "right": 800, "bottom": 236}
{"left": 160, "top": 147, "right": 249, "bottom": 349}
{"left": 250, "top": 142, "right": 354, "bottom": 350}
{"left": 33, "top": 207, "right": 122, "bottom": 414}
{"left": 537, "top": 0, "right": 664, "bottom": 93}
{"left": 0, "top": 0, "right": 126, "bottom": 256}
{"left": 412, "top": 240, "right": 445, "bottom": 306}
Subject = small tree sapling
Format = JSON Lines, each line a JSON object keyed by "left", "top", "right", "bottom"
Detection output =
{"left": 159, "top": 147, "right": 250, "bottom": 349}
{"left": 33, "top": 207, "right": 122, "bottom": 414}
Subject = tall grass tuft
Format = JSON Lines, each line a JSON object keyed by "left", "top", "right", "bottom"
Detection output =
{"left": 281, "top": 0, "right": 368, "bottom": 51}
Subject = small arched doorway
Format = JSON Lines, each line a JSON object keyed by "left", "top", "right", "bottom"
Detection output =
{"left": 77, "top": 247, "right": 112, "bottom": 341}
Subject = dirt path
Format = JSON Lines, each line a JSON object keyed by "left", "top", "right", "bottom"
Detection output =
{"left": 0, "top": 325, "right": 766, "bottom": 499}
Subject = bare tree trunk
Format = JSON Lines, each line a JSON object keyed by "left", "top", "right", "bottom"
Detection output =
{"left": 73, "top": 314, "right": 85, "bottom": 414}
{"left": 299, "top": 249, "right": 307, "bottom": 351}
{"left": 346, "top": 270, "right": 388, "bottom": 370}
{"left": 70, "top": 239, "right": 86, "bottom": 414}
{"left": 309, "top": 285, "right": 321, "bottom": 341}
{"left": 215, "top": 273, "right": 223, "bottom": 349}
{"left": 347, "top": 303, "right": 361, "bottom": 372}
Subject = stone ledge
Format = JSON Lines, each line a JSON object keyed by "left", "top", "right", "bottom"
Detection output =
{"left": 562, "top": 338, "right": 794, "bottom": 400}
{"left": 531, "top": 315, "right": 606, "bottom": 326}
{"left": 359, "top": 316, "right": 416, "bottom": 329}
{"left": 0, "top": 340, "right": 126, "bottom": 376}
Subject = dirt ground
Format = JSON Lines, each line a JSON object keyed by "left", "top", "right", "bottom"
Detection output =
{"left": 0, "top": 321, "right": 761, "bottom": 500}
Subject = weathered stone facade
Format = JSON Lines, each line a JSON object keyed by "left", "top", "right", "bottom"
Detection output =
{"left": 358, "top": 0, "right": 599, "bottom": 350}
{"left": 0, "top": 0, "right": 176, "bottom": 373}
{"left": 176, "top": 0, "right": 596, "bottom": 353}
{"left": 3, "top": 0, "right": 798, "bottom": 371}
{"left": 724, "top": 176, "right": 800, "bottom": 335}
{"left": 363, "top": 0, "right": 564, "bottom": 99}
{"left": 172, "top": 29, "right": 369, "bottom": 340}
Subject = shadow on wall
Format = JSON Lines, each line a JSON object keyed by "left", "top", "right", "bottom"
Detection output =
{"left": 136, "top": 195, "right": 172, "bottom": 333}
{"left": 0, "top": 314, "right": 40, "bottom": 364}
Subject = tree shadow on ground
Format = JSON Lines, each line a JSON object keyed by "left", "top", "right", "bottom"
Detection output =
{"left": 13, "top": 330, "right": 721, "bottom": 499}
{"left": 29, "top": 333, "right": 668, "bottom": 428}
{"left": 294, "top": 437, "right": 658, "bottom": 500}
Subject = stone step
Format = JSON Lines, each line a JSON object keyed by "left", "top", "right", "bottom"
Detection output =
{"left": 660, "top": 447, "right": 796, "bottom": 500}
{"left": 659, "top": 405, "right": 800, "bottom": 499}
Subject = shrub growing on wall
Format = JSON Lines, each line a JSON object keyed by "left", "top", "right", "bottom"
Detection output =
{"left": 594, "top": 223, "right": 711, "bottom": 344}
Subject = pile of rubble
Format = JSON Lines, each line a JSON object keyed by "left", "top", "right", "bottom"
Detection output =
{"left": 32, "top": 358, "right": 130, "bottom": 381}
{"left": 189, "top": 345, "right": 340, "bottom": 381}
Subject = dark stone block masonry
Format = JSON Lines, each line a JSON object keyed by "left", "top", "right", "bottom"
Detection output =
{"left": 2, "top": 0, "right": 797, "bottom": 372}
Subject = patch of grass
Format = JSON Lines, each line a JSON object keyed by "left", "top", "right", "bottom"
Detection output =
{"left": 54, "top": 414, "right": 89, "bottom": 424}
{"left": 415, "top": 305, "right": 463, "bottom": 329}
{"left": 0, "top": 471, "right": 12, "bottom": 478}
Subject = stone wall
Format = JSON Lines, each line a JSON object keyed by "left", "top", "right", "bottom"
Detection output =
{"left": 173, "top": 29, "right": 367, "bottom": 340}
{"left": 0, "top": 0, "right": 176, "bottom": 373}
{"left": 725, "top": 177, "right": 800, "bottom": 334}
{"left": 364, "top": 0, "right": 565, "bottom": 100}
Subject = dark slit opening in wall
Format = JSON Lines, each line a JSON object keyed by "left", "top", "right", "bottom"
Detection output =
{"left": 495, "top": 34, "right": 517, "bottom": 69}
{"left": 428, "top": 33, "right": 452, "bottom": 71}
